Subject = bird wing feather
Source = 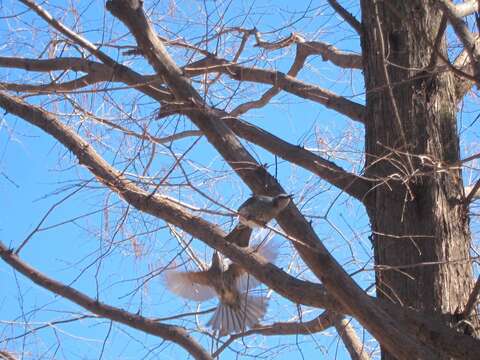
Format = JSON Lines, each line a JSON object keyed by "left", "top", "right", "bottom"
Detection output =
{"left": 164, "top": 269, "right": 216, "bottom": 301}
{"left": 231, "top": 239, "right": 280, "bottom": 293}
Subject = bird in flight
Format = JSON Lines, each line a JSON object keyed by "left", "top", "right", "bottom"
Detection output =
{"left": 163, "top": 240, "right": 277, "bottom": 336}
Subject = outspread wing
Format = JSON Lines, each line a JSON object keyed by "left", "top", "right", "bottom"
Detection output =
{"left": 230, "top": 239, "right": 280, "bottom": 293}
{"left": 164, "top": 269, "right": 216, "bottom": 301}
{"left": 252, "top": 238, "right": 279, "bottom": 264}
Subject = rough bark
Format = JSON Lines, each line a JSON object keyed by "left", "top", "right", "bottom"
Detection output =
{"left": 360, "top": 1, "right": 479, "bottom": 358}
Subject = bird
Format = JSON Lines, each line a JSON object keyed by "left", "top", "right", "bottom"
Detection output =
{"left": 224, "top": 193, "right": 292, "bottom": 248}
{"left": 236, "top": 193, "right": 293, "bottom": 229}
{"left": 163, "top": 240, "right": 277, "bottom": 336}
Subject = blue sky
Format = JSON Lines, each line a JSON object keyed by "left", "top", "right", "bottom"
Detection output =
{"left": 1, "top": 0, "right": 478, "bottom": 359}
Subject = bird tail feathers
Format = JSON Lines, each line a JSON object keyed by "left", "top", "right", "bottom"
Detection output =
{"left": 207, "top": 294, "right": 267, "bottom": 336}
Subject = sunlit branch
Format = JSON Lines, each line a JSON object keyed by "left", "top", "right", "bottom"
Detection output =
{"left": 219, "top": 115, "right": 371, "bottom": 201}
{"left": 438, "top": 0, "right": 480, "bottom": 80}
{"left": 451, "top": 0, "right": 479, "bottom": 18}
{"left": 0, "top": 56, "right": 111, "bottom": 74}
{"left": 17, "top": 1, "right": 173, "bottom": 102}
{"left": 0, "top": 56, "right": 369, "bottom": 200}
{"left": 184, "top": 55, "right": 365, "bottom": 123}
{"left": 327, "top": 0, "right": 362, "bottom": 35}
{"left": 229, "top": 39, "right": 362, "bottom": 116}
{"left": 213, "top": 311, "right": 337, "bottom": 357}
{"left": 0, "top": 241, "right": 212, "bottom": 360}
{"left": 334, "top": 317, "right": 371, "bottom": 360}
{"left": 0, "top": 74, "right": 103, "bottom": 93}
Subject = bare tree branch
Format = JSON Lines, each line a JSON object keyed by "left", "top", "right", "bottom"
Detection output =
{"left": 213, "top": 311, "right": 337, "bottom": 357}
{"left": 71, "top": 106, "right": 203, "bottom": 145}
{"left": 229, "top": 39, "right": 362, "bottom": 116}
{"left": 230, "top": 37, "right": 311, "bottom": 117}
{"left": 452, "top": 0, "right": 479, "bottom": 18}
{"left": 0, "top": 50, "right": 363, "bottom": 121}
{"left": 219, "top": 115, "right": 372, "bottom": 201}
{"left": 0, "top": 53, "right": 369, "bottom": 199}
{"left": 0, "top": 350, "right": 18, "bottom": 360}
{"left": 184, "top": 55, "right": 365, "bottom": 123}
{"left": 334, "top": 317, "right": 371, "bottom": 360}
{"left": 0, "top": 74, "right": 103, "bottom": 93}
{"left": 466, "top": 180, "right": 480, "bottom": 204}
{"left": 253, "top": 31, "right": 306, "bottom": 50}
{"left": 300, "top": 41, "right": 362, "bottom": 69}
{"left": 0, "top": 56, "right": 172, "bottom": 99}
{"left": 17, "top": 1, "right": 173, "bottom": 102}
{"left": 438, "top": 0, "right": 480, "bottom": 80}
{"left": 0, "top": 56, "right": 112, "bottom": 74}
{"left": 0, "top": 241, "right": 212, "bottom": 360}
{"left": 327, "top": 0, "right": 362, "bottom": 35}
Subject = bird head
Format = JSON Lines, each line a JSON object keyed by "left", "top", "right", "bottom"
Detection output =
{"left": 272, "top": 193, "right": 293, "bottom": 210}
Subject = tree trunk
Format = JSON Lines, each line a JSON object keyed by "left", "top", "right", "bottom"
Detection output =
{"left": 360, "top": 1, "right": 478, "bottom": 358}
